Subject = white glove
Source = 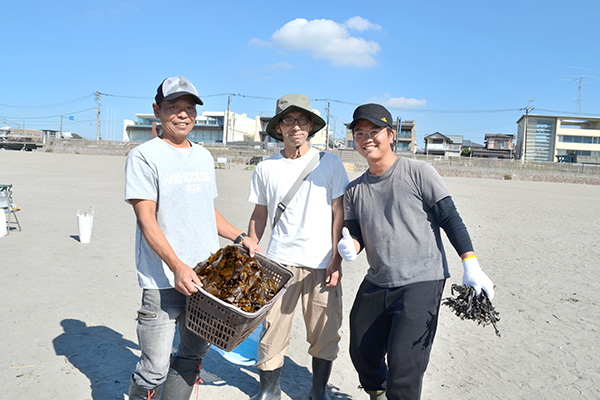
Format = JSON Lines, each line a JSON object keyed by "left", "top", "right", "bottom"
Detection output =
{"left": 462, "top": 256, "right": 495, "bottom": 300}
{"left": 337, "top": 227, "right": 358, "bottom": 261}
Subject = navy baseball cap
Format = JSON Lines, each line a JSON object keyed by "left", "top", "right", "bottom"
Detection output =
{"left": 349, "top": 103, "right": 393, "bottom": 129}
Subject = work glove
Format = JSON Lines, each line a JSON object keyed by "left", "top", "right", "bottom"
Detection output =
{"left": 337, "top": 227, "right": 358, "bottom": 261}
{"left": 462, "top": 256, "right": 495, "bottom": 300}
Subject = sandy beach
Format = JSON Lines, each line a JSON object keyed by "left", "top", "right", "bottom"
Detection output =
{"left": 1, "top": 149, "right": 599, "bottom": 400}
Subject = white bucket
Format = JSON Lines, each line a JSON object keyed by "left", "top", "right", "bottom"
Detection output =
{"left": 0, "top": 211, "right": 7, "bottom": 237}
{"left": 77, "top": 207, "right": 94, "bottom": 243}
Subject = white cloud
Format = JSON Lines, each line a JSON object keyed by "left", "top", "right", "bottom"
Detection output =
{"left": 372, "top": 96, "right": 427, "bottom": 108}
{"left": 263, "top": 61, "right": 294, "bottom": 72}
{"left": 345, "top": 16, "right": 382, "bottom": 32}
{"left": 270, "top": 18, "right": 382, "bottom": 68}
{"left": 249, "top": 38, "right": 268, "bottom": 47}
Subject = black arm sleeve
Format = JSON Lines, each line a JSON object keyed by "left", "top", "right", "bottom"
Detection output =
{"left": 431, "top": 196, "right": 474, "bottom": 256}
{"left": 343, "top": 219, "right": 364, "bottom": 253}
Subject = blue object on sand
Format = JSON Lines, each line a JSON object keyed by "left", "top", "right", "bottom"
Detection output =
{"left": 212, "top": 326, "right": 261, "bottom": 366}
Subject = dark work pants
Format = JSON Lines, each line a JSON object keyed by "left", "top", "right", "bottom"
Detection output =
{"left": 349, "top": 279, "right": 445, "bottom": 400}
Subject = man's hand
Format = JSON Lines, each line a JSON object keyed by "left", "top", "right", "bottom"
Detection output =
{"left": 462, "top": 256, "right": 495, "bottom": 300}
{"left": 172, "top": 262, "right": 203, "bottom": 296}
{"left": 337, "top": 227, "right": 358, "bottom": 261}
{"left": 240, "top": 235, "right": 261, "bottom": 257}
{"left": 325, "top": 262, "right": 342, "bottom": 288}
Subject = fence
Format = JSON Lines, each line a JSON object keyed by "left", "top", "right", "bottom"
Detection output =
{"left": 35, "top": 140, "right": 600, "bottom": 184}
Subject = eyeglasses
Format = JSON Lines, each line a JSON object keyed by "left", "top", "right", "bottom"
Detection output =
{"left": 353, "top": 128, "right": 386, "bottom": 141}
{"left": 280, "top": 115, "right": 311, "bottom": 126}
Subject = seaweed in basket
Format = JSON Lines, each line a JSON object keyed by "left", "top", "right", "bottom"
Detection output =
{"left": 443, "top": 284, "right": 501, "bottom": 337}
{"left": 195, "top": 245, "right": 279, "bottom": 313}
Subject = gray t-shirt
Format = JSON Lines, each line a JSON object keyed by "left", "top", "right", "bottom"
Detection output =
{"left": 125, "top": 137, "right": 219, "bottom": 289}
{"left": 344, "top": 157, "right": 451, "bottom": 288}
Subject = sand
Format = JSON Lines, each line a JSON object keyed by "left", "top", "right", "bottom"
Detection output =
{"left": 1, "top": 149, "right": 599, "bottom": 399}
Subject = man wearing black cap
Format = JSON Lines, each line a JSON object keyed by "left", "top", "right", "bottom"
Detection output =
{"left": 247, "top": 94, "right": 349, "bottom": 400}
{"left": 125, "top": 76, "right": 258, "bottom": 399}
{"left": 337, "top": 103, "right": 495, "bottom": 400}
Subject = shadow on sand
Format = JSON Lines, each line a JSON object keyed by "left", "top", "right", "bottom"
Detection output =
{"left": 200, "top": 348, "right": 354, "bottom": 400}
{"left": 53, "top": 319, "right": 353, "bottom": 400}
{"left": 53, "top": 318, "right": 139, "bottom": 400}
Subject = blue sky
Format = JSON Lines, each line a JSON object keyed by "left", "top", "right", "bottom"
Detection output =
{"left": 2, "top": 0, "right": 599, "bottom": 145}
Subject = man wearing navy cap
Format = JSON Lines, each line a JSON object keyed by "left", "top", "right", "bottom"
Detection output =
{"left": 125, "top": 76, "right": 258, "bottom": 399}
{"left": 337, "top": 103, "right": 495, "bottom": 400}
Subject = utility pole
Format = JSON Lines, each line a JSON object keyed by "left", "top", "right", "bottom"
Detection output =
{"left": 394, "top": 117, "right": 401, "bottom": 152}
{"left": 325, "top": 99, "right": 330, "bottom": 149}
{"left": 95, "top": 91, "right": 102, "bottom": 141}
{"left": 224, "top": 94, "right": 231, "bottom": 145}
{"left": 522, "top": 101, "right": 534, "bottom": 165}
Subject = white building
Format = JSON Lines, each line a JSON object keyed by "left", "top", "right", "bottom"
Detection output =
{"left": 516, "top": 114, "right": 600, "bottom": 163}
{"left": 123, "top": 108, "right": 328, "bottom": 146}
{"left": 123, "top": 111, "right": 260, "bottom": 144}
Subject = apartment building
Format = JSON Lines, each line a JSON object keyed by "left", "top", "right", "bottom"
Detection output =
{"left": 516, "top": 115, "right": 600, "bottom": 163}
{"left": 344, "top": 119, "right": 417, "bottom": 153}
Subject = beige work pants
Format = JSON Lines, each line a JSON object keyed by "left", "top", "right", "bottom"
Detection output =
{"left": 255, "top": 265, "right": 343, "bottom": 371}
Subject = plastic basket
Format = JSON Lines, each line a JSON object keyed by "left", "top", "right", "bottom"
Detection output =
{"left": 186, "top": 245, "right": 294, "bottom": 352}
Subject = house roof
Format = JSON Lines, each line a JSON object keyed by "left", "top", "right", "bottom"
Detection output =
{"left": 463, "top": 139, "right": 484, "bottom": 148}
{"left": 447, "top": 135, "right": 463, "bottom": 144}
{"left": 484, "top": 133, "right": 514, "bottom": 139}
{"left": 424, "top": 132, "right": 463, "bottom": 144}
{"left": 424, "top": 131, "right": 451, "bottom": 140}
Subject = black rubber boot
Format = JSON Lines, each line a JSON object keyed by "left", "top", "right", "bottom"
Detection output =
{"left": 366, "top": 389, "right": 387, "bottom": 399}
{"left": 128, "top": 376, "right": 162, "bottom": 399}
{"left": 250, "top": 368, "right": 282, "bottom": 400}
{"left": 309, "top": 357, "right": 333, "bottom": 400}
{"left": 162, "top": 356, "right": 201, "bottom": 400}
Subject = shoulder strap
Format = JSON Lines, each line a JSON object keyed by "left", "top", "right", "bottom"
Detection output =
{"left": 272, "top": 152, "right": 324, "bottom": 227}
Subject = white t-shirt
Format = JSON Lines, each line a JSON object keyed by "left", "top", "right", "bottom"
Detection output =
{"left": 248, "top": 147, "right": 349, "bottom": 269}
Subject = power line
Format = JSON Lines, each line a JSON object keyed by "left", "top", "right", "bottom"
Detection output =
{"left": 100, "top": 92, "right": 230, "bottom": 99}
{"left": 387, "top": 107, "right": 523, "bottom": 114}
{"left": 532, "top": 108, "right": 600, "bottom": 117}
{"left": 0, "top": 94, "right": 95, "bottom": 108}
{"left": 1, "top": 107, "right": 97, "bottom": 120}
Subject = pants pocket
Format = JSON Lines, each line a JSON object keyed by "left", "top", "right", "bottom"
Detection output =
{"left": 137, "top": 309, "right": 157, "bottom": 319}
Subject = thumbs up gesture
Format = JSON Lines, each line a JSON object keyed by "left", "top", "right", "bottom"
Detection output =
{"left": 337, "top": 227, "right": 358, "bottom": 261}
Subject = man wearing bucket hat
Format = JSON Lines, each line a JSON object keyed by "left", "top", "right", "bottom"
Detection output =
{"left": 247, "top": 94, "right": 349, "bottom": 400}
{"left": 337, "top": 103, "right": 495, "bottom": 400}
{"left": 125, "top": 76, "right": 259, "bottom": 399}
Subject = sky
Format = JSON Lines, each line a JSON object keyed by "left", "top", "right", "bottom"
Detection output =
{"left": 2, "top": 0, "right": 600, "bottom": 146}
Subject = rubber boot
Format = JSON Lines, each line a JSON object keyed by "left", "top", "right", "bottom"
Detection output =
{"left": 128, "top": 376, "right": 162, "bottom": 400}
{"left": 162, "top": 356, "right": 201, "bottom": 400}
{"left": 366, "top": 389, "right": 386, "bottom": 399}
{"left": 250, "top": 368, "right": 282, "bottom": 400}
{"left": 309, "top": 357, "right": 333, "bottom": 400}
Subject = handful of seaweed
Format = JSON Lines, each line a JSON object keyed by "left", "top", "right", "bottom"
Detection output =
{"left": 195, "top": 245, "right": 279, "bottom": 313}
{"left": 443, "top": 284, "right": 501, "bottom": 337}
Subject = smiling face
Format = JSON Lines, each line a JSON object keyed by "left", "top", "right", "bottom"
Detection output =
{"left": 275, "top": 110, "right": 313, "bottom": 151}
{"left": 153, "top": 95, "right": 197, "bottom": 147}
{"left": 353, "top": 119, "right": 394, "bottom": 163}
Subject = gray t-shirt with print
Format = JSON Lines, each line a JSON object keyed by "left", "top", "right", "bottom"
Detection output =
{"left": 125, "top": 137, "right": 219, "bottom": 289}
{"left": 344, "top": 157, "right": 451, "bottom": 288}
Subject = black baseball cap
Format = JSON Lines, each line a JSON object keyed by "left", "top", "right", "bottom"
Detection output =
{"left": 349, "top": 103, "right": 393, "bottom": 129}
{"left": 155, "top": 76, "right": 203, "bottom": 105}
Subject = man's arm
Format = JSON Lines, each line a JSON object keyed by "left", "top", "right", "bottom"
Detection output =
{"left": 431, "top": 196, "right": 494, "bottom": 299}
{"left": 325, "top": 196, "right": 344, "bottom": 287}
{"left": 130, "top": 199, "right": 201, "bottom": 296}
{"left": 248, "top": 204, "right": 268, "bottom": 244}
{"left": 214, "top": 208, "right": 260, "bottom": 256}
